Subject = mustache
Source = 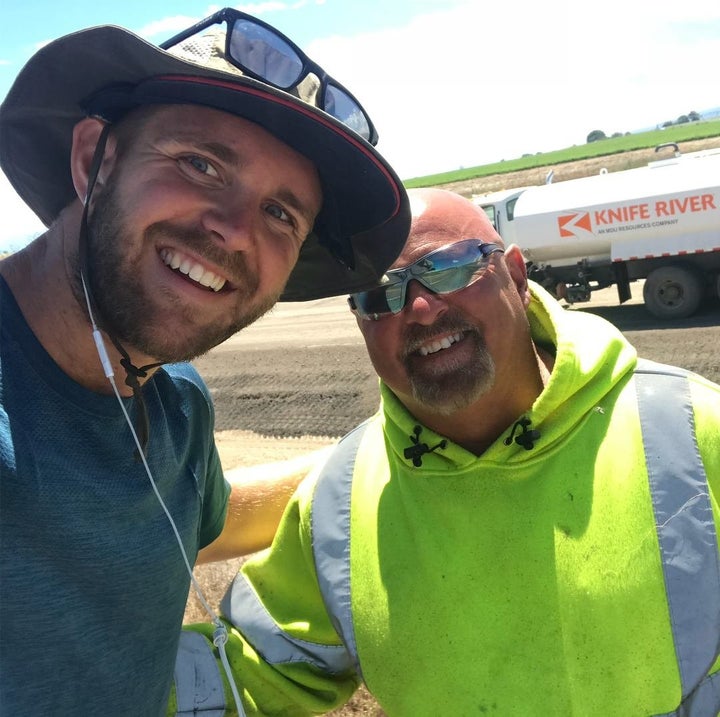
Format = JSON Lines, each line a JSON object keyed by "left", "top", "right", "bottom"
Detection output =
{"left": 402, "top": 313, "right": 481, "bottom": 358}
{"left": 146, "top": 220, "right": 255, "bottom": 288}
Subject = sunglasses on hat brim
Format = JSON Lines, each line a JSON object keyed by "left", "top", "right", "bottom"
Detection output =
{"left": 348, "top": 239, "right": 505, "bottom": 320}
{"left": 160, "top": 7, "right": 378, "bottom": 145}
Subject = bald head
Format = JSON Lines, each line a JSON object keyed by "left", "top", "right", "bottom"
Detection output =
{"left": 394, "top": 189, "right": 505, "bottom": 268}
{"left": 351, "top": 188, "right": 541, "bottom": 439}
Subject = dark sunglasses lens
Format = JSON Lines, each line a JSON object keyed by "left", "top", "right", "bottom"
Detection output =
{"left": 229, "top": 20, "right": 303, "bottom": 88}
{"left": 353, "top": 288, "right": 392, "bottom": 317}
{"left": 422, "top": 264, "right": 481, "bottom": 294}
{"left": 423, "top": 241, "right": 479, "bottom": 271}
{"left": 418, "top": 243, "right": 484, "bottom": 293}
{"left": 384, "top": 282, "right": 405, "bottom": 313}
{"left": 353, "top": 278, "right": 406, "bottom": 317}
{"left": 324, "top": 84, "right": 372, "bottom": 141}
{"left": 354, "top": 242, "right": 500, "bottom": 319}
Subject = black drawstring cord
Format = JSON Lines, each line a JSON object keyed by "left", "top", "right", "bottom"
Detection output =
{"left": 402, "top": 419, "right": 540, "bottom": 464}
{"left": 403, "top": 425, "right": 447, "bottom": 467}
{"left": 111, "top": 341, "right": 162, "bottom": 460}
{"left": 78, "top": 123, "right": 162, "bottom": 460}
{"left": 504, "top": 417, "right": 541, "bottom": 450}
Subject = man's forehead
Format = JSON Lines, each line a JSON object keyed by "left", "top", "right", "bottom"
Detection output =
{"left": 392, "top": 232, "right": 442, "bottom": 269}
{"left": 393, "top": 189, "right": 504, "bottom": 272}
{"left": 396, "top": 215, "right": 488, "bottom": 269}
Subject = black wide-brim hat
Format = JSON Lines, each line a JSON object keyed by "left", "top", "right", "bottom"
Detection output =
{"left": 0, "top": 25, "right": 410, "bottom": 300}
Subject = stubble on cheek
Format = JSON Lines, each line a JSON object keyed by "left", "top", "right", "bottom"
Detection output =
{"left": 84, "top": 191, "right": 282, "bottom": 362}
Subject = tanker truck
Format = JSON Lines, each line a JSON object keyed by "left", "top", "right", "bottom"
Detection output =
{"left": 473, "top": 149, "right": 720, "bottom": 319}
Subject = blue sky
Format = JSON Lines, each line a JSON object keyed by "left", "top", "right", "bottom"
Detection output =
{"left": 1, "top": 0, "right": 719, "bottom": 251}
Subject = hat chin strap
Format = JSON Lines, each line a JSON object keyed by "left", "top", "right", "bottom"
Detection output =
{"left": 78, "top": 123, "right": 161, "bottom": 457}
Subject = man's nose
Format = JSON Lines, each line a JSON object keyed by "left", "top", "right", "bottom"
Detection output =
{"left": 402, "top": 280, "right": 447, "bottom": 324}
{"left": 200, "top": 198, "right": 256, "bottom": 253}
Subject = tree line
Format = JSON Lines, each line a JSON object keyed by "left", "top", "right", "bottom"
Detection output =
{"left": 587, "top": 111, "right": 703, "bottom": 143}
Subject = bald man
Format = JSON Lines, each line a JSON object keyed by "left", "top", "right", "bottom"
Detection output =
{"left": 174, "top": 189, "right": 720, "bottom": 716}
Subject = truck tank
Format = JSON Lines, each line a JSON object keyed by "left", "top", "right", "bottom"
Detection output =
{"left": 511, "top": 156, "right": 720, "bottom": 270}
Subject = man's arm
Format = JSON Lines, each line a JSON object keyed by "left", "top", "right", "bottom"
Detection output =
{"left": 172, "top": 473, "right": 360, "bottom": 716}
{"left": 197, "top": 446, "right": 333, "bottom": 563}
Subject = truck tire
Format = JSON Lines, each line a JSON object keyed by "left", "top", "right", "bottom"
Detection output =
{"left": 643, "top": 265, "right": 703, "bottom": 319}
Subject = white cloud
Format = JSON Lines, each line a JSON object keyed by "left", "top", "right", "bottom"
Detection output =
{"left": 137, "top": 2, "right": 314, "bottom": 40}
{"left": 136, "top": 15, "right": 205, "bottom": 40}
{"left": 2, "top": 0, "right": 718, "bottom": 249}
{"left": 307, "top": 0, "right": 720, "bottom": 178}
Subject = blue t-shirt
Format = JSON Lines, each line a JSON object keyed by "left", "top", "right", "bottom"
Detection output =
{"left": 0, "top": 277, "right": 230, "bottom": 715}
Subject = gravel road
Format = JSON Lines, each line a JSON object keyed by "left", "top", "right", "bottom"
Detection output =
{"left": 194, "top": 285, "right": 720, "bottom": 445}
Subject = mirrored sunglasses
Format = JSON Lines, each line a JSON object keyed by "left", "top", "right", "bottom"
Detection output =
{"left": 348, "top": 240, "right": 504, "bottom": 320}
{"left": 160, "top": 7, "right": 378, "bottom": 144}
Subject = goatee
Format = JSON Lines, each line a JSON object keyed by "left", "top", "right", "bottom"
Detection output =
{"left": 402, "top": 313, "right": 495, "bottom": 415}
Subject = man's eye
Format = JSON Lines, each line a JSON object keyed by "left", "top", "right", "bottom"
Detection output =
{"left": 181, "top": 155, "right": 219, "bottom": 177}
{"left": 265, "top": 203, "right": 292, "bottom": 225}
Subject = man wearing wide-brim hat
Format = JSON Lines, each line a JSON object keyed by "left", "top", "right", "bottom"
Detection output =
{"left": 0, "top": 8, "right": 409, "bottom": 715}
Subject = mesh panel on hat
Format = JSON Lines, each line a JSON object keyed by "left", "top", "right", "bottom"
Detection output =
{"left": 168, "top": 30, "right": 243, "bottom": 74}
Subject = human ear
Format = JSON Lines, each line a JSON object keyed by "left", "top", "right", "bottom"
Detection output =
{"left": 69, "top": 117, "right": 116, "bottom": 204}
{"left": 504, "top": 244, "right": 531, "bottom": 309}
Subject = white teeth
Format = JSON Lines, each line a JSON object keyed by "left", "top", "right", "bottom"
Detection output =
{"left": 160, "top": 248, "right": 226, "bottom": 292}
{"left": 418, "top": 332, "right": 463, "bottom": 357}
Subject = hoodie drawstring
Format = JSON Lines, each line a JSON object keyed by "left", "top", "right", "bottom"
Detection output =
{"left": 404, "top": 425, "right": 447, "bottom": 467}
{"left": 504, "top": 417, "right": 541, "bottom": 450}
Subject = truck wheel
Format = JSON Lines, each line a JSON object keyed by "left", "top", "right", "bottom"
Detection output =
{"left": 643, "top": 266, "right": 703, "bottom": 319}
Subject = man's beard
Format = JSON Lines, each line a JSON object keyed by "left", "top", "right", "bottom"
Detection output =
{"left": 402, "top": 313, "right": 495, "bottom": 416}
{"left": 76, "top": 183, "right": 281, "bottom": 364}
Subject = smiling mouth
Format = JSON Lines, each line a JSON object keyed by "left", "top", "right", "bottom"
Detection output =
{"left": 417, "top": 332, "right": 464, "bottom": 356}
{"left": 160, "top": 248, "right": 227, "bottom": 292}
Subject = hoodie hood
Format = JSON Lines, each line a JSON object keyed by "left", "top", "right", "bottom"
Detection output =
{"left": 379, "top": 282, "right": 638, "bottom": 470}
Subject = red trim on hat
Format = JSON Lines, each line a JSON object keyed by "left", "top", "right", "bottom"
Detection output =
{"left": 152, "top": 74, "right": 402, "bottom": 214}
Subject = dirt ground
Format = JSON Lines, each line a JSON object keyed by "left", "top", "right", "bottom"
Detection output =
{"left": 185, "top": 141, "right": 720, "bottom": 715}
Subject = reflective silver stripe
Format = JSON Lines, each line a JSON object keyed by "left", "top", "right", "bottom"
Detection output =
{"left": 311, "top": 421, "right": 370, "bottom": 678}
{"left": 310, "top": 365, "right": 720, "bottom": 713}
{"left": 682, "top": 670, "right": 720, "bottom": 716}
{"left": 656, "top": 671, "right": 720, "bottom": 716}
{"left": 221, "top": 571, "right": 352, "bottom": 674}
{"left": 174, "top": 630, "right": 226, "bottom": 716}
{"left": 636, "top": 360, "right": 720, "bottom": 712}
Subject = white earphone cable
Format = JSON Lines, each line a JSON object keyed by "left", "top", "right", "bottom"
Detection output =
{"left": 81, "top": 273, "right": 243, "bottom": 712}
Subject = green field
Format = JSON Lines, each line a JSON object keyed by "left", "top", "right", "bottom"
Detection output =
{"left": 404, "top": 120, "right": 720, "bottom": 188}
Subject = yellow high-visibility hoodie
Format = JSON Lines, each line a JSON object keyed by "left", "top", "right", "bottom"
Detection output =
{"left": 174, "top": 284, "right": 720, "bottom": 716}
